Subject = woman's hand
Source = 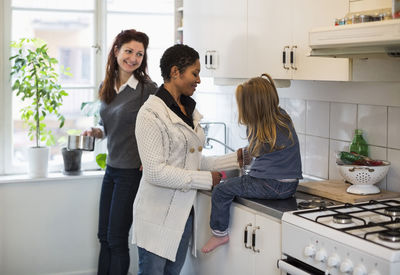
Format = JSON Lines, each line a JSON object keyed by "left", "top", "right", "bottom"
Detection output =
{"left": 211, "top": 171, "right": 222, "bottom": 187}
{"left": 82, "top": 127, "right": 103, "bottom": 139}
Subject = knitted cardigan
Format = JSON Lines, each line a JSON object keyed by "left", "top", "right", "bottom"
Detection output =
{"left": 132, "top": 95, "right": 239, "bottom": 261}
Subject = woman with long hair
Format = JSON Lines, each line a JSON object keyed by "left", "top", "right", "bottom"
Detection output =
{"left": 83, "top": 29, "right": 157, "bottom": 274}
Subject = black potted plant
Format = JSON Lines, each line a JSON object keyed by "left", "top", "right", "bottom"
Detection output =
{"left": 61, "top": 129, "right": 83, "bottom": 175}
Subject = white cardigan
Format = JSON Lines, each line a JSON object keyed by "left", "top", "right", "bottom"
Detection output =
{"left": 132, "top": 95, "right": 239, "bottom": 261}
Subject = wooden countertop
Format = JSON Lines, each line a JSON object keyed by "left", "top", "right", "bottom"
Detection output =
{"left": 298, "top": 180, "right": 400, "bottom": 203}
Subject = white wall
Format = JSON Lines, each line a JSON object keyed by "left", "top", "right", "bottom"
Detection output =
{"left": 194, "top": 78, "right": 400, "bottom": 192}
{"left": 0, "top": 174, "right": 103, "bottom": 275}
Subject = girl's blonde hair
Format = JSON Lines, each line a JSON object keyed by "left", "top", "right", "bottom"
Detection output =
{"left": 236, "top": 73, "right": 294, "bottom": 157}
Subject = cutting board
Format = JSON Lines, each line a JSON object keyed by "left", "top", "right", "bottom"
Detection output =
{"left": 298, "top": 180, "right": 400, "bottom": 203}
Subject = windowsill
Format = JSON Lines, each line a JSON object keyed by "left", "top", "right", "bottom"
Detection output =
{"left": 0, "top": 169, "right": 104, "bottom": 184}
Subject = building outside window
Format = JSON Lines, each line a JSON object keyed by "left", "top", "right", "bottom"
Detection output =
{"left": 1, "top": 0, "right": 174, "bottom": 175}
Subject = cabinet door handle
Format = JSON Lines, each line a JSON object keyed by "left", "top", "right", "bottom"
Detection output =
{"left": 290, "top": 45, "right": 297, "bottom": 70}
{"left": 205, "top": 54, "right": 208, "bottom": 66}
{"left": 283, "top": 46, "right": 290, "bottom": 70}
{"left": 244, "top": 223, "right": 252, "bottom": 249}
{"left": 252, "top": 226, "right": 260, "bottom": 253}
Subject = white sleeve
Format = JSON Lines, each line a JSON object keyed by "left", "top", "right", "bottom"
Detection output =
{"left": 135, "top": 110, "right": 212, "bottom": 191}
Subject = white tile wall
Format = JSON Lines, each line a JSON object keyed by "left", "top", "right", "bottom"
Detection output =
{"left": 330, "top": 103, "right": 357, "bottom": 141}
{"left": 358, "top": 105, "right": 388, "bottom": 147}
{"left": 388, "top": 106, "right": 400, "bottom": 149}
{"left": 305, "top": 136, "right": 329, "bottom": 178}
{"left": 306, "top": 100, "right": 330, "bottom": 138}
{"left": 285, "top": 98, "right": 306, "bottom": 134}
{"left": 194, "top": 78, "right": 400, "bottom": 193}
{"left": 388, "top": 149, "right": 400, "bottom": 192}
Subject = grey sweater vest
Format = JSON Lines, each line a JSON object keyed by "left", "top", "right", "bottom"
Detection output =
{"left": 99, "top": 81, "right": 157, "bottom": 168}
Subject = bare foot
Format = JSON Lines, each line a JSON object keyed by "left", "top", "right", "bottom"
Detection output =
{"left": 201, "top": 235, "right": 229, "bottom": 253}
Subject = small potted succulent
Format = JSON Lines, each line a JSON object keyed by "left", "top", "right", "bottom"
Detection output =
{"left": 9, "top": 38, "right": 71, "bottom": 177}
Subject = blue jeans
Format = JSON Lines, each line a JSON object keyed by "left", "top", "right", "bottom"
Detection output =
{"left": 210, "top": 175, "right": 298, "bottom": 233}
{"left": 137, "top": 209, "right": 194, "bottom": 275}
{"left": 97, "top": 165, "right": 142, "bottom": 275}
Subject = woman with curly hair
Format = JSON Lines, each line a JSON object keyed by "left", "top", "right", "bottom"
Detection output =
{"left": 83, "top": 29, "right": 157, "bottom": 274}
{"left": 132, "top": 44, "right": 241, "bottom": 274}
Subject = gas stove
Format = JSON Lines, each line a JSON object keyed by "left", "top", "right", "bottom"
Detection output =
{"left": 279, "top": 199, "right": 400, "bottom": 275}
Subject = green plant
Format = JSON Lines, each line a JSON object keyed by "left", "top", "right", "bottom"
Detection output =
{"left": 9, "top": 38, "right": 71, "bottom": 147}
{"left": 96, "top": 153, "right": 107, "bottom": 170}
{"left": 80, "top": 100, "right": 107, "bottom": 169}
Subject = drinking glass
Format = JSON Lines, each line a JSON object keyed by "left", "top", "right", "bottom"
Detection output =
{"left": 242, "top": 147, "right": 252, "bottom": 175}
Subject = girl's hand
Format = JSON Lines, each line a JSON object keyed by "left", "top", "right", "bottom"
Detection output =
{"left": 211, "top": 171, "right": 222, "bottom": 186}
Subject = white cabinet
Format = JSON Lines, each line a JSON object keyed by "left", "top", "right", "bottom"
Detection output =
{"left": 174, "top": 0, "right": 184, "bottom": 44}
{"left": 183, "top": 0, "right": 351, "bottom": 82}
{"left": 181, "top": 192, "right": 281, "bottom": 275}
{"left": 183, "top": 0, "right": 248, "bottom": 79}
{"left": 248, "top": 0, "right": 350, "bottom": 81}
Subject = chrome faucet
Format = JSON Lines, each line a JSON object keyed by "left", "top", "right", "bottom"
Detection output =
{"left": 205, "top": 137, "right": 235, "bottom": 152}
{"left": 200, "top": 122, "right": 233, "bottom": 153}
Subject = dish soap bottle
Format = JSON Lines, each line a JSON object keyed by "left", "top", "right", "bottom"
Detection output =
{"left": 350, "top": 129, "right": 368, "bottom": 157}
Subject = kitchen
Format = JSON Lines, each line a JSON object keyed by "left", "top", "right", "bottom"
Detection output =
{"left": 1, "top": 0, "right": 400, "bottom": 274}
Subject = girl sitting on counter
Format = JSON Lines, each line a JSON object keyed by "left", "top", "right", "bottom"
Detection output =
{"left": 202, "top": 73, "right": 303, "bottom": 253}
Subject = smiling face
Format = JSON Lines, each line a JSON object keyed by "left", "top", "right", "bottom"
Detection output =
{"left": 175, "top": 59, "right": 201, "bottom": 97}
{"left": 114, "top": 40, "right": 145, "bottom": 78}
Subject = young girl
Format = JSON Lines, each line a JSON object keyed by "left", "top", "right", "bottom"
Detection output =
{"left": 201, "top": 73, "right": 302, "bottom": 253}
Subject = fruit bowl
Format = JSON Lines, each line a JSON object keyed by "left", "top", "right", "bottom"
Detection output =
{"left": 337, "top": 161, "right": 390, "bottom": 195}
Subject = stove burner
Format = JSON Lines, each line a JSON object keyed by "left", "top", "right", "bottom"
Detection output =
{"left": 384, "top": 206, "right": 400, "bottom": 217}
{"left": 378, "top": 230, "right": 400, "bottom": 243}
{"left": 333, "top": 214, "right": 353, "bottom": 224}
{"left": 297, "top": 198, "right": 335, "bottom": 209}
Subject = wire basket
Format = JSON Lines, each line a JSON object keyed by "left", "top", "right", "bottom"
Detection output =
{"left": 337, "top": 161, "right": 390, "bottom": 185}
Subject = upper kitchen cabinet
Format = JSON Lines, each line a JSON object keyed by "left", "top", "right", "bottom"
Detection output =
{"left": 248, "top": 0, "right": 350, "bottom": 81}
{"left": 183, "top": 0, "right": 248, "bottom": 79}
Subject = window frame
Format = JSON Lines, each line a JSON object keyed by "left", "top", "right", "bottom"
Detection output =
{"left": 0, "top": 0, "right": 106, "bottom": 175}
{"left": 1, "top": 0, "right": 173, "bottom": 176}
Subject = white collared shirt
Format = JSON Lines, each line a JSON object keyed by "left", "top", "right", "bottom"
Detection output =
{"left": 96, "top": 75, "right": 139, "bottom": 137}
{"left": 115, "top": 74, "right": 138, "bottom": 94}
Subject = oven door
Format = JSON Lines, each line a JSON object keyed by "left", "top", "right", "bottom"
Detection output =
{"left": 278, "top": 256, "right": 325, "bottom": 275}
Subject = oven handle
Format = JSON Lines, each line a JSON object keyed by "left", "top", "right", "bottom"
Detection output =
{"left": 277, "top": 259, "right": 315, "bottom": 275}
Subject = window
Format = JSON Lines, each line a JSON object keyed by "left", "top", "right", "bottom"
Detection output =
{"left": 1, "top": 0, "right": 174, "bottom": 175}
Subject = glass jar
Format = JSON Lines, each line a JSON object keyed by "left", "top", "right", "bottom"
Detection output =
{"left": 353, "top": 14, "right": 361, "bottom": 23}
{"left": 350, "top": 129, "right": 369, "bottom": 157}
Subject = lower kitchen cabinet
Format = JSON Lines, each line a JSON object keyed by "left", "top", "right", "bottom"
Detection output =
{"left": 181, "top": 192, "right": 281, "bottom": 275}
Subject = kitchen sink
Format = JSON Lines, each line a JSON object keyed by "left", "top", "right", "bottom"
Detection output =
{"left": 221, "top": 169, "right": 241, "bottom": 179}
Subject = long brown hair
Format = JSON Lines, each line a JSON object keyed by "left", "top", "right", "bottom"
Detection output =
{"left": 236, "top": 73, "right": 294, "bottom": 157}
{"left": 99, "top": 29, "right": 150, "bottom": 104}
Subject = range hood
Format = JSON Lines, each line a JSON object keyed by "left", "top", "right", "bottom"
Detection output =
{"left": 309, "top": 19, "right": 400, "bottom": 58}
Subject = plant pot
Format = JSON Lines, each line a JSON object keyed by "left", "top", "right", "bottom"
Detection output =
{"left": 27, "top": 146, "right": 50, "bottom": 178}
{"left": 61, "top": 147, "right": 82, "bottom": 175}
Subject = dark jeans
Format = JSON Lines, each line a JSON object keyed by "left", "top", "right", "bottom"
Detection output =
{"left": 97, "top": 165, "right": 142, "bottom": 275}
{"left": 137, "top": 209, "right": 194, "bottom": 275}
{"left": 210, "top": 175, "right": 298, "bottom": 233}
